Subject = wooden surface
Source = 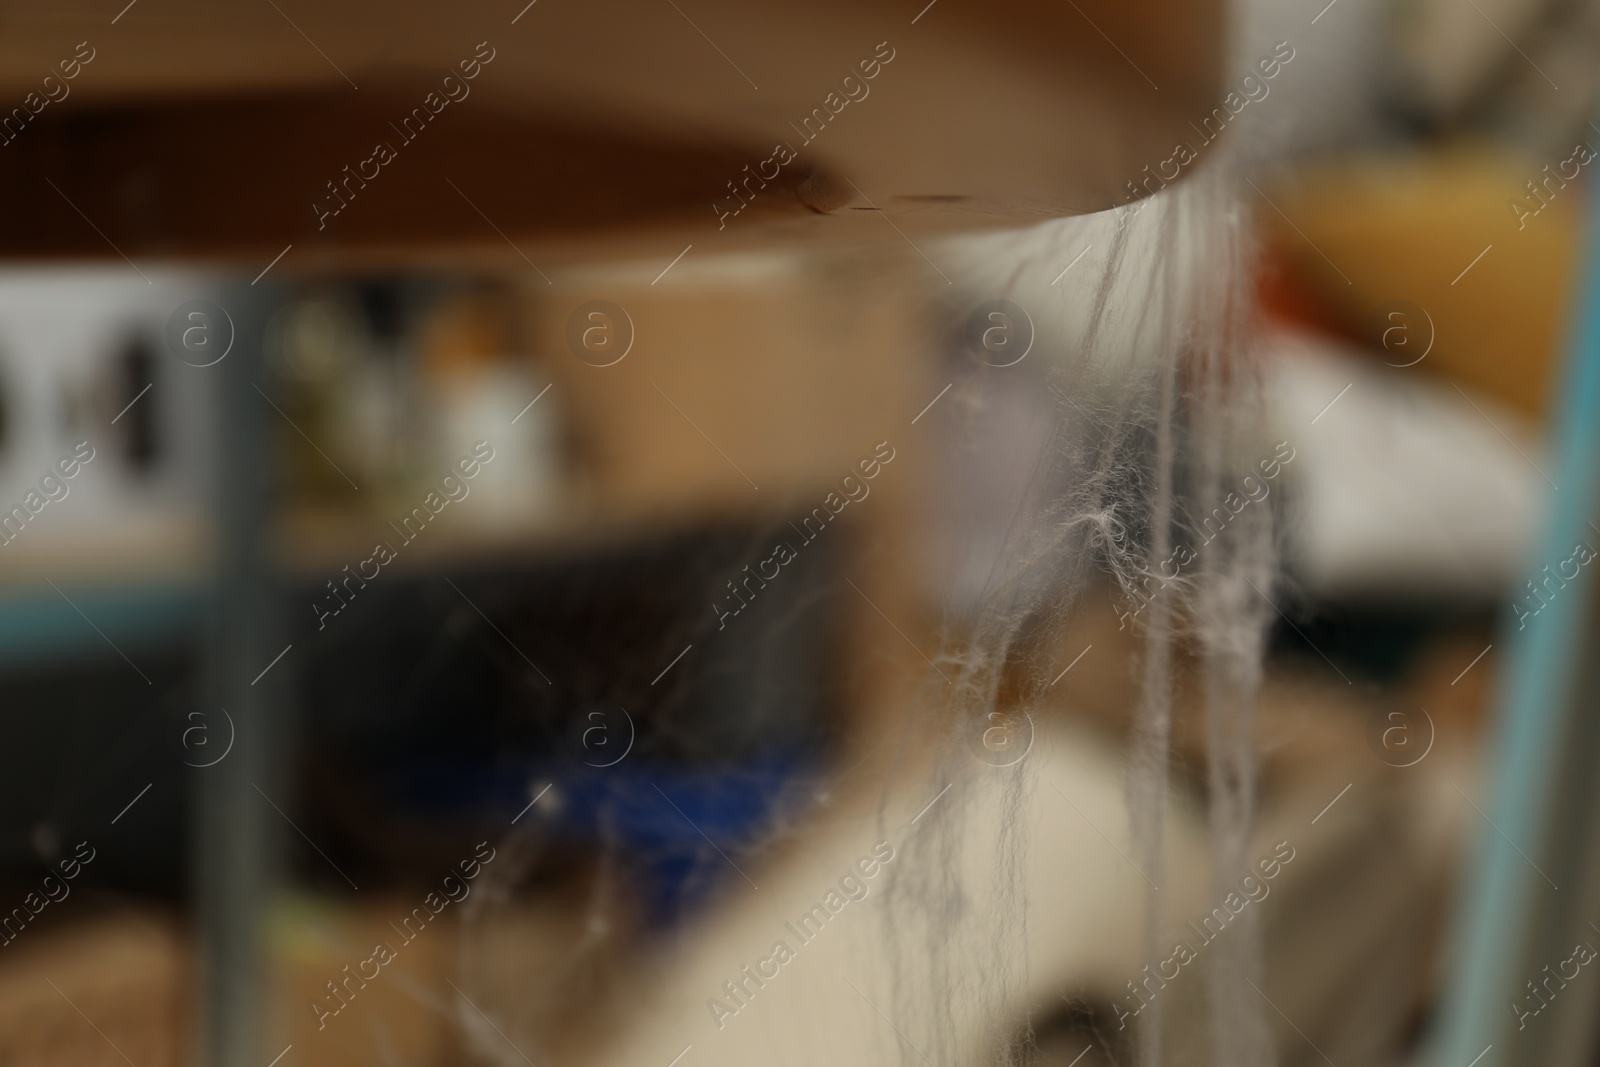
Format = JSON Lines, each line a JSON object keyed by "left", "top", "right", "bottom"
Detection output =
{"left": 0, "top": 912, "right": 188, "bottom": 1067}
{"left": 0, "top": 0, "right": 1223, "bottom": 263}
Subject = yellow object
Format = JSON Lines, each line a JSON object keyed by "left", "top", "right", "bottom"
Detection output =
{"left": 1267, "top": 143, "right": 1583, "bottom": 420}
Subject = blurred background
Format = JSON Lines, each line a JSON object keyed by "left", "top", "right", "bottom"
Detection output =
{"left": 0, "top": 0, "right": 1597, "bottom": 1065}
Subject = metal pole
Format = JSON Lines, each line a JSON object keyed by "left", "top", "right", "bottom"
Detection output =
{"left": 1431, "top": 132, "right": 1600, "bottom": 1067}
{"left": 192, "top": 282, "right": 285, "bottom": 1067}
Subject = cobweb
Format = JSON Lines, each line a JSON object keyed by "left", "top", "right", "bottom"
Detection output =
{"left": 875, "top": 158, "right": 1279, "bottom": 1067}
{"left": 447, "top": 134, "right": 1283, "bottom": 1067}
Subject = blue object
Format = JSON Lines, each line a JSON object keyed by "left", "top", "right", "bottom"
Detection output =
{"left": 387, "top": 747, "right": 815, "bottom": 927}
{"left": 1431, "top": 141, "right": 1600, "bottom": 1065}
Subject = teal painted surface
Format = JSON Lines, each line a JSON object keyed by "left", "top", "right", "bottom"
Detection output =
{"left": 0, "top": 584, "right": 202, "bottom": 671}
{"left": 1432, "top": 148, "right": 1600, "bottom": 1066}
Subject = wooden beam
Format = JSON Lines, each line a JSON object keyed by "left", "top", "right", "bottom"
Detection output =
{"left": 0, "top": 0, "right": 1222, "bottom": 262}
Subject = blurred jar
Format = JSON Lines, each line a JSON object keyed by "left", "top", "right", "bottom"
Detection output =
{"left": 264, "top": 289, "right": 370, "bottom": 504}
{"left": 416, "top": 285, "right": 563, "bottom": 529}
